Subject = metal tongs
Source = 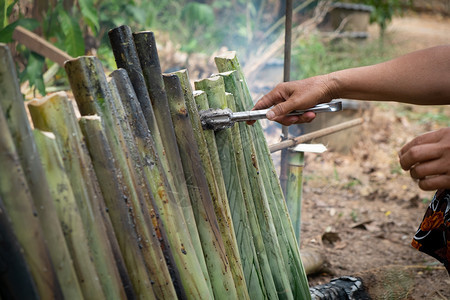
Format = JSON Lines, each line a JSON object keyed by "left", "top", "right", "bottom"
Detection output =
{"left": 200, "top": 100, "right": 343, "bottom": 131}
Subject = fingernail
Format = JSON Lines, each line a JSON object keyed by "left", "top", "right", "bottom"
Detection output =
{"left": 266, "top": 110, "right": 275, "bottom": 120}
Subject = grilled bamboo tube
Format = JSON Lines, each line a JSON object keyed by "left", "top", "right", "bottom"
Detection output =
{"left": 108, "top": 28, "right": 209, "bottom": 289}
{"left": 109, "top": 69, "right": 214, "bottom": 299}
{"left": 0, "top": 104, "right": 62, "bottom": 299}
{"left": 32, "top": 128, "right": 106, "bottom": 299}
{"left": 79, "top": 115, "right": 156, "bottom": 299}
{"left": 28, "top": 91, "right": 129, "bottom": 299}
{"left": 164, "top": 73, "right": 239, "bottom": 299}
{"left": 215, "top": 52, "right": 310, "bottom": 299}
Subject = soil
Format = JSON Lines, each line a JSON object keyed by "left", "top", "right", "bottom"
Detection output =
{"left": 263, "top": 13, "right": 450, "bottom": 299}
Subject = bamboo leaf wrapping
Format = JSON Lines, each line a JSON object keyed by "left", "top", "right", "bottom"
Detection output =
{"left": 215, "top": 52, "right": 311, "bottom": 300}
{"left": 164, "top": 73, "right": 238, "bottom": 299}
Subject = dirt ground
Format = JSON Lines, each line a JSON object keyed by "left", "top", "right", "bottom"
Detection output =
{"left": 270, "top": 13, "right": 450, "bottom": 299}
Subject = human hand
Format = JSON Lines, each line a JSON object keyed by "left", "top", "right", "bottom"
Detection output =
{"left": 249, "top": 74, "right": 336, "bottom": 126}
{"left": 399, "top": 128, "right": 450, "bottom": 191}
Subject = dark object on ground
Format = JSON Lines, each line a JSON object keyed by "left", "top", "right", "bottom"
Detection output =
{"left": 309, "top": 276, "right": 371, "bottom": 299}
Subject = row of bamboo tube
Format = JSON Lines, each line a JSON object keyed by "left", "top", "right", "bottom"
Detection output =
{"left": 0, "top": 24, "right": 310, "bottom": 299}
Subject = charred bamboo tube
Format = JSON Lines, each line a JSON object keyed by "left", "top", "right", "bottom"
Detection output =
{"left": 79, "top": 115, "right": 156, "bottom": 299}
{"left": 64, "top": 57, "right": 176, "bottom": 299}
{"left": 285, "top": 150, "right": 305, "bottom": 243}
{"left": 215, "top": 53, "right": 310, "bottom": 299}
{"left": 164, "top": 73, "right": 239, "bottom": 299}
{"left": 32, "top": 127, "right": 105, "bottom": 299}
{"left": 175, "top": 70, "right": 250, "bottom": 300}
{"left": 110, "top": 69, "right": 213, "bottom": 299}
{"left": 0, "top": 195, "right": 39, "bottom": 299}
{"left": 213, "top": 70, "right": 293, "bottom": 299}
{"left": 108, "top": 28, "right": 207, "bottom": 285}
{"left": 27, "top": 91, "right": 128, "bottom": 299}
{"left": 0, "top": 104, "right": 62, "bottom": 299}
{"left": 195, "top": 89, "right": 278, "bottom": 299}
{"left": 107, "top": 76, "right": 182, "bottom": 299}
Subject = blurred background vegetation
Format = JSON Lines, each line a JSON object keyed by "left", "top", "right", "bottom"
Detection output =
{"left": 0, "top": 0, "right": 414, "bottom": 96}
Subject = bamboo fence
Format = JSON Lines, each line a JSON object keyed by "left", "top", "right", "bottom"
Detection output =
{"left": 0, "top": 25, "right": 314, "bottom": 299}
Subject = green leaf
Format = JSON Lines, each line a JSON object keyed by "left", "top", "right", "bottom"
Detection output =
{"left": 20, "top": 51, "right": 46, "bottom": 96}
{"left": 0, "top": 18, "right": 39, "bottom": 43}
{"left": 58, "top": 9, "right": 85, "bottom": 57}
{"left": 78, "top": 0, "right": 99, "bottom": 32}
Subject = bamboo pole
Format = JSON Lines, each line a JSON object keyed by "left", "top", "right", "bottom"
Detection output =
{"left": 194, "top": 89, "right": 279, "bottom": 299}
{"left": 78, "top": 115, "right": 156, "bottom": 299}
{"left": 108, "top": 28, "right": 209, "bottom": 287}
{"left": 195, "top": 75, "right": 295, "bottom": 299}
{"left": 32, "top": 127, "right": 106, "bottom": 299}
{"left": 109, "top": 69, "right": 214, "bottom": 299}
{"left": 107, "top": 76, "right": 183, "bottom": 299}
{"left": 65, "top": 57, "right": 180, "bottom": 299}
{"left": 0, "top": 196, "right": 39, "bottom": 299}
{"left": 164, "top": 73, "right": 239, "bottom": 299}
{"left": 27, "top": 91, "right": 129, "bottom": 299}
{"left": 215, "top": 52, "right": 311, "bottom": 299}
{"left": 285, "top": 149, "right": 305, "bottom": 243}
{"left": 0, "top": 104, "right": 62, "bottom": 299}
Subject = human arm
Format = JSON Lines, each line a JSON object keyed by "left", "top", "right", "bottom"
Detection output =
{"left": 399, "top": 128, "right": 450, "bottom": 190}
{"left": 252, "top": 45, "right": 450, "bottom": 125}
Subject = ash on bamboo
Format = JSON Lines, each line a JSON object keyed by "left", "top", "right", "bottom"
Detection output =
{"left": 164, "top": 73, "right": 240, "bottom": 299}
{"left": 28, "top": 88, "right": 129, "bottom": 300}
{"left": 110, "top": 68, "right": 213, "bottom": 299}
{"left": 64, "top": 57, "right": 176, "bottom": 300}
{"left": 215, "top": 52, "right": 310, "bottom": 299}
{"left": 79, "top": 115, "right": 156, "bottom": 299}
{"left": 31, "top": 125, "right": 106, "bottom": 300}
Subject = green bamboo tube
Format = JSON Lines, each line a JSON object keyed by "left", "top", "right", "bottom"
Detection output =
{"left": 110, "top": 69, "right": 213, "bottom": 299}
{"left": 79, "top": 115, "right": 156, "bottom": 299}
{"left": 28, "top": 91, "right": 128, "bottom": 299}
{"left": 107, "top": 76, "right": 183, "bottom": 299}
{"left": 0, "top": 195, "right": 39, "bottom": 299}
{"left": 64, "top": 57, "right": 177, "bottom": 299}
{"left": 212, "top": 70, "right": 293, "bottom": 299}
{"left": 195, "top": 89, "right": 276, "bottom": 299}
{"left": 215, "top": 53, "right": 310, "bottom": 299}
{"left": 175, "top": 70, "right": 251, "bottom": 300}
{"left": 0, "top": 104, "right": 62, "bottom": 299}
{"left": 164, "top": 73, "right": 239, "bottom": 299}
{"left": 196, "top": 76, "right": 288, "bottom": 299}
{"left": 285, "top": 150, "right": 305, "bottom": 244}
{"left": 108, "top": 28, "right": 207, "bottom": 285}
{"left": 32, "top": 127, "right": 106, "bottom": 299}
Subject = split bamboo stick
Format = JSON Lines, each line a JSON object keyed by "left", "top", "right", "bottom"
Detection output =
{"left": 32, "top": 127, "right": 106, "bottom": 299}
{"left": 285, "top": 150, "right": 305, "bottom": 243}
{"left": 78, "top": 115, "right": 156, "bottom": 299}
{"left": 0, "top": 44, "right": 83, "bottom": 299}
{"left": 215, "top": 52, "right": 311, "bottom": 299}
{"left": 109, "top": 69, "right": 214, "bottom": 299}
{"left": 0, "top": 104, "right": 62, "bottom": 299}
{"left": 164, "top": 73, "right": 239, "bottom": 299}
{"left": 174, "top": 70, "right": 251, "bottom": 300}
{"left": 108, "top": 28, "right": 209, "bottom": 289}
{"left": 196, "top": 75, "right": 293, "bottom": 299}
{"left": 0, "top": 196, "right": 39, "bottom": 299}
{"left": 194, "top": 89, "right": 279, "bottom": 299}
{"left": 27, "top": 91, "right": 129, "bottom": 299}
{"left": 64, "top": 58, "right": 178, "bottom": 299}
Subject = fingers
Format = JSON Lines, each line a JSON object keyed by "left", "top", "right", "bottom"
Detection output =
{"left": 417, "top": 175, "right": 450, "bottom": 191}
{"left": 270, "top": 111, "right": 316, "bottom": 126}
{"left": 409, "top": 159, "right": 448, "bottom": 179}
{"left": 399, "top": 143, "right": 443, "bottom": 171}
{"left": 399, "top": 129, "right": 443, "bottom": 157}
